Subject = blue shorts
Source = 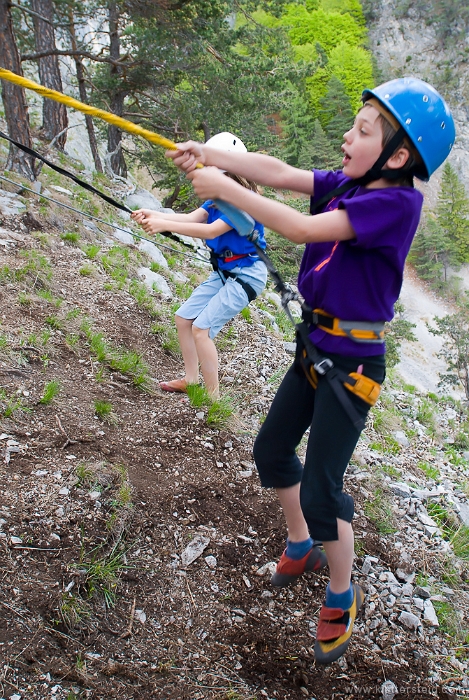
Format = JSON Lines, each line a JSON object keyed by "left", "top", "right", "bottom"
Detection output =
{"left": 176, "top": 260, "right": 267, "bottom": 339}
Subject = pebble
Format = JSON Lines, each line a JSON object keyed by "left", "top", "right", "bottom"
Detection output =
{"left": 398, "top": 611, "right": 420, "bottom": 630}
{"left": 381, "top": 680, "right": 398, "bottom": 699}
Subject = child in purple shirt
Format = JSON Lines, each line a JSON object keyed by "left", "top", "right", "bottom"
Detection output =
{"left": 166, "top": 78, "right": 455, "bottom": 664}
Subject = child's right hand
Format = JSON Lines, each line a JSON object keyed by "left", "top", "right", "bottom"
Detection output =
{"left": 166, "top": 141, "right": 205, "bottom": 173}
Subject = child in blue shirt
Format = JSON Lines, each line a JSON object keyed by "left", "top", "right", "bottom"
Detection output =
{"left": 166, "top": 79, "right": 455, "bottom": 664}
{"left": 132, "top": 132, "right": 267, "bottom": 399}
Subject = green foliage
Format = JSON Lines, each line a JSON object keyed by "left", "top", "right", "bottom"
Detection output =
{"left": 207, "top": 396, "right": 234, "bottom": 427}
{"left": 94, "top": 400, "right": 118, "bottom": 425}
{"left": 308, "top": 119, "right": 342, "bottom": 169}
{"left": 281, "top": 5, "right": 367, "bottom": 53}
{"left": 409, "top": 215, "right": 459, "bottom": 291}
{"left": 39, "top": 380, "right": 61, "bottom": 405}
{"left": 318, "top": 75, "right": 354, "bottom": 148}
{"left": 82, "top": 244, "right": 101, "bottom": 260}
{"left": 151, "top": 320, "right": 181, "bottom": 356}
{"left": 75, "top": 545, "right": 128, "bottom": 608}
{"left": 262, "top": 228, "right": 304, "bottom": 285}
{"left": 417, "top": 461, "right": 440, "bottom": 481}
{"left": 428, "top": 302, "right": 469, "bottom": 399}
{"left": 364, "top": 487, "right": 396, "bottom": 534}
{"left": 79, "top": 264, "right": 95, "bottom": 277}
{"left": 0, "top": 388, "right": 29, "bottom": 418}
{"left": 436, "top": 163, "right": 469, "bottom": 264}
{"left": 384, "top": 300, "right": 417, "bottom": 369}
{"left": 61, "top": 232, "right": 80, "bottom": 246}
{"left": 80, "top": 319, "right": 151, "bottom": 389}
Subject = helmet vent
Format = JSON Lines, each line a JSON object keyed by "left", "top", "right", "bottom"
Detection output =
{"left": 418, "top": 136, "right": 423, "bottom": 142}
{"left": 406, "top": 118, "right": 412, "bottom": 124}
{"left": 423, "top": 95, "right": 429, "bottom": 102}
{"left": 441, "top": 122, "right": 446, "bottom": 129}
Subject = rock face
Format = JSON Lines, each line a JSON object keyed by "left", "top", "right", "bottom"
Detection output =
{"left": 367, "top": 0, "right": 468, "bottom": 193}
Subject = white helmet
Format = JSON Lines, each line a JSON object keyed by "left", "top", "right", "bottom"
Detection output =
{"left": 204, "top": 131, "right": 247, "bottom": 153}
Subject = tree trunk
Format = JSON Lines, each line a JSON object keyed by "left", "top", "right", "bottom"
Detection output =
{"left": 68, "top": 9, "right": 103, "bottom": 172}
{"left": 31, "top": 0, "right": 68, "bottom": 149}
{"left": 107, "top": 1, "right": 127, "bottom": 178}
{"left": 0, "top": 0, "right": 37, "bottom": 180}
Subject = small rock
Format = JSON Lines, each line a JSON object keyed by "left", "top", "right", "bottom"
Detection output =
{"left": 51, "top": 185, "right": 73, "bottom": 196}
{"left": 10, "top": 536, "right": 22, "bottom": 545}
{"left": 381, "top": 680, "right": 398, "bottom": 700}
{"left": 398, "top": 610, "right": 420, "bottom": 630}
{"left": 89, "top": 491, "right": 101, "bottom": 500}
{"left": 59, "top": 487, "right": 70, "bottom": 496}
{"left": 135, "top": 609, "right": 146, "bottom": 624}
{"left": 256, "top": 562, "right": 277, "bottom": 577}
{"left": 394, "top": 431, "right": 409, "bottom": 447}
{"left": 389, "top": 482, "right": 411, "bottom": 497}
{"left": 180, "top": 534, "right": 210, "bottom": 568}
{"left": 205, "top": 555, "right": 217, "bottom": 569}
{"left": 423, "top": 600, "right": 439, "bottom": 627}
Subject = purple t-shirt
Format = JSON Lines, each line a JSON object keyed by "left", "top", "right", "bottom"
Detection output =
{"left": 298, "top": 170, "right": 423, "bottom": 357}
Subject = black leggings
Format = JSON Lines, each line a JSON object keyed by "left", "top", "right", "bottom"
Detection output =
{"left": 253, "top": 352, "right": 385, "bottom": 541}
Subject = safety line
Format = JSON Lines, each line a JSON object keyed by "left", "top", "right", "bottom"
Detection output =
{"left": 0, "top": 128, "right": 131, "bottom": 213}
{"left": 0, "top": 173, "right": 210, "bottom": 265}
{"left": 0, "top": 129, "right": 197, "bottom": 251}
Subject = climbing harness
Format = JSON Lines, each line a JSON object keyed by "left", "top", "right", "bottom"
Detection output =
{"left": 302, "top": 308, "right": 385, "bottom": 344}
{"left": 208, "top": 249, "right": 258, "bottom": 302}
{"left": 294, "top": 317, "right": 381, "bottom": 432}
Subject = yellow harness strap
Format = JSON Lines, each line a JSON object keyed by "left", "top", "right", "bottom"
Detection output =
{"left": 344, "top": 372, "right": 381, "bottom": 406}
{"left": 313, "top": 308, "right": 385, "bottom": 343}
{"left": 300, "top": 350, "right": 381, "bottom": 406}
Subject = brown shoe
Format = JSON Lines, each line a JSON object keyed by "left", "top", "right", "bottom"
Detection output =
{"left": 159, "top": 378, "right": 188, "bottom": 393}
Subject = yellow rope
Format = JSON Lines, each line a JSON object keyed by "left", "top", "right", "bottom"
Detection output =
{"left": 0, "top": 67, "right": 179, "bottom": 151}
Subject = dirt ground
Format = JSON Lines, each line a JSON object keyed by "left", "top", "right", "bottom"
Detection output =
{"left": 0, "top": 185, "right": 465, "bottom": 700}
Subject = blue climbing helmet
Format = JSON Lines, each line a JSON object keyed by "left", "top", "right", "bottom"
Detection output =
{"left": 362, "top": 77, "right": 455, "bottom": 181}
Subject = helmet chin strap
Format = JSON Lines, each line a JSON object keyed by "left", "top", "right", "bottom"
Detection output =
{"left": 311, "top": 126, "right": 410, "bottom": 214}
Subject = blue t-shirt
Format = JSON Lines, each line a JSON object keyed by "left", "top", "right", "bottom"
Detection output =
{"left": 201, "top": 200, "right": 266, "bottom": 271}
{"left": 298, "top": 170, "right": 424, "bottom": 357}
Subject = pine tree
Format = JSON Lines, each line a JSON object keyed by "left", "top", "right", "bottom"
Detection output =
{"left": 280, "top": 90, "right": 315, "bottom": 167}
{"left": 317, "top": 75, "right": 354, "bottom": 148}
{"left": 298, "top": 119, "right": 341, "bottom": 171}
{"left": 436, "top": 162, "right": 469, "bottom": 263}
{"left": 409, "top": 214, "right": 459, "bottom": 290}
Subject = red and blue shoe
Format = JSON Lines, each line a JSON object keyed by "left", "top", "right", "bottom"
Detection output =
{"left": 314, "top": 583, "right": 365, "bottom": 664}
{"left": 271, "top": 544, "right": 327, "bottom": 587}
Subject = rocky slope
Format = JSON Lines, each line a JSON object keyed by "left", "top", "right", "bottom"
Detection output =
{"left": 0, "top": 145, "right": 468, "bottom": 700}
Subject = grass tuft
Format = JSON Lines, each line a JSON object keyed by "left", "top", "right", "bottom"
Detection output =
{"left": 39, "top": 379, "right": 61, "bottom": 405}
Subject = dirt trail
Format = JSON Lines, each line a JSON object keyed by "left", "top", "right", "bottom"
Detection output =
{"left": 398, "top": 267, "right": 461, "bottom": 397}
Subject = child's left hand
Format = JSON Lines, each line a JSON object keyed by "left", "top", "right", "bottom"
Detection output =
{"left": 188, "top": 167, "right": 226, "bottom": 201}
{"left": 132, "top": 211, "right": 170, "bottom": 235}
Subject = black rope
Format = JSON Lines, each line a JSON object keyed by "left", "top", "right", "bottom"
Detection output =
{"left": 0, "top": 173, "right": 210, "bottom": 265}
{"left": 0, "top": 130, "right": 298, "bottom": 316}
{"left": 0, "top": 130, "right": 195, "bottom": 250}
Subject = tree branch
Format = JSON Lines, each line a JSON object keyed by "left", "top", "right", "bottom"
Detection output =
{"left": 21, "top": 48, "right": 146, "bottom": 69}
